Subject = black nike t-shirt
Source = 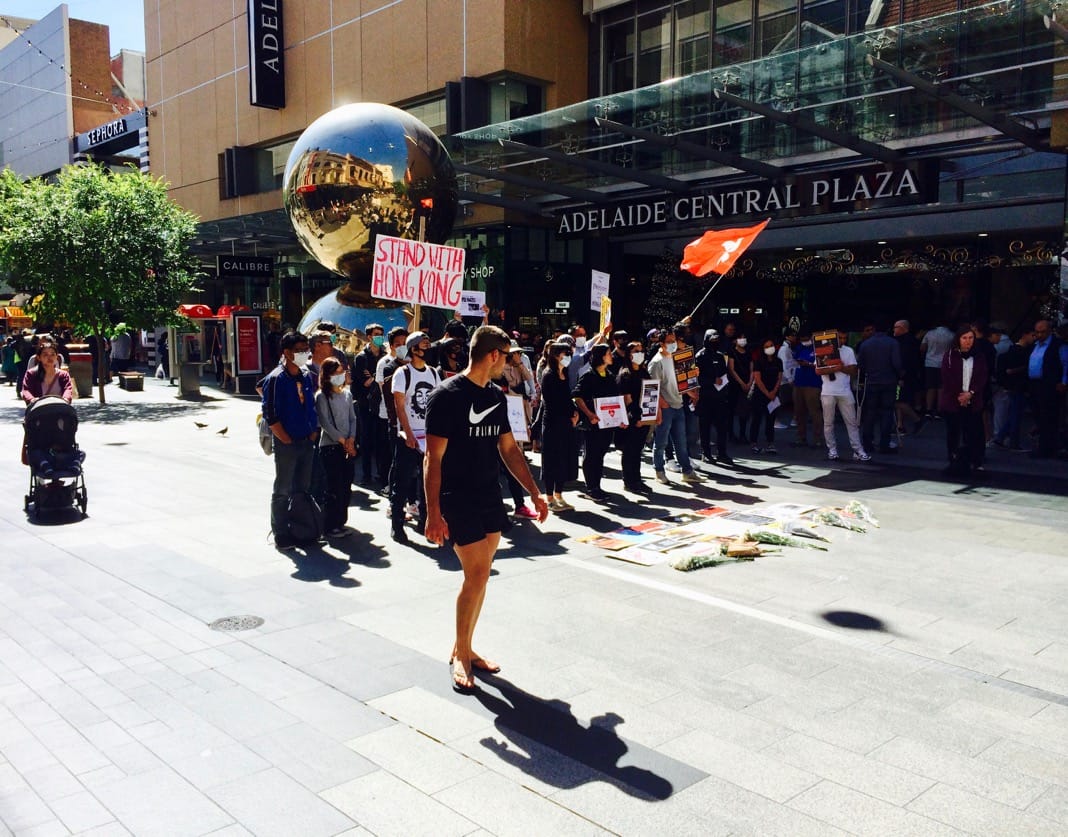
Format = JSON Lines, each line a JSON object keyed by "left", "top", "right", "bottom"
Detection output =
{"left": 425, "top": 373, "right": 509, "bottom": 493}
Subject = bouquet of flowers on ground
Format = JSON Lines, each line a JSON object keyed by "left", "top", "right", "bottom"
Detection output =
{"left": 812, "top": 508, "right": 867, "bottom": 532}
{"left": 844, "top": 500, "right": 880, "bottom": 527}
{"left": 745, "top": 528, "right": 829, "bottom": 551}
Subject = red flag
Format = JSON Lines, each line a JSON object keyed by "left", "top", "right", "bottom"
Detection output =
{"left": 680, "top": 219, "right": 770, "bottom": 277}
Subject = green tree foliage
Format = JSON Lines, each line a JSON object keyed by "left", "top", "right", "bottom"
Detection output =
{"left": 0, "top": 164, "right": 200, "bottom": 402}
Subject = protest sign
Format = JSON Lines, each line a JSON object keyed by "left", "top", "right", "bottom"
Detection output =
{"left": 459, "top": 289, "right": 485, "bottom": 317}
{"left": 672, "top": 346, "right": 699, "bottom": 393}
{"left": 639, "top": 379, "right": 660, "bottom": 425}
{"left": 590, "top": 269, "right": 610, "bottom": 311}
{"left": 505, "top": 394, "right": 528, "bottom": 442}
{"left": 371, "top": 234, "right": 466, "bottom": 309}
{"left": 594, "top": 395, "right": 628, "bottom": 428}
{"left": 812, "top": 329, "right": 842, "bottom": 373}
{"left": 599, "top": 296, "right": 612, "bottom": 333}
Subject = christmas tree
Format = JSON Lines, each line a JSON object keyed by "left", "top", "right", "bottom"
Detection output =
{"left": 644, "top": 248, "right": 691, "bottom": 331}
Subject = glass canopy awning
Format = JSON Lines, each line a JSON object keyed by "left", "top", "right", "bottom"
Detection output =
{"left": 450, "top": 0, "right": 1063, "bottom": 217}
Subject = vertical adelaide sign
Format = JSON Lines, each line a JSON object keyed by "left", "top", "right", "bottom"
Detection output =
{"left": 248, "top": 0, "right": 285, "bottom": 109}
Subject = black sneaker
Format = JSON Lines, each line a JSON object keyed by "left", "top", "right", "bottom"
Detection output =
{"left": 586, "top": 489, "right": 610, "bottom": 502}
{"left": 274, "top": 535, "right": 298, "bottom": 552}
{"left": 391, "top": 527, "right": 410, "bottom": 544}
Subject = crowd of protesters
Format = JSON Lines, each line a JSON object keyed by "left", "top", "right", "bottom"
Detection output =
{"left": 256, "top": 310, "right": 1067, "bottom": 552}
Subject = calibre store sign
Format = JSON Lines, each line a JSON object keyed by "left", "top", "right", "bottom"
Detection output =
{"left": 247, "top": 0, "right": 285, "bottom": 109}
{"left": 556, "top": 163, "right": 937, "bottom": 236}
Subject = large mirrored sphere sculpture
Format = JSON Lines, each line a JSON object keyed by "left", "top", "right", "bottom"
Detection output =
{"left": 283, "top": 103, "right": 458, "bottom": 307}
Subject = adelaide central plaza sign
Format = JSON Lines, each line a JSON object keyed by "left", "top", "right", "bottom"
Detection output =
{"left": 556, "top": 162, "right": 937, "bottom": 236}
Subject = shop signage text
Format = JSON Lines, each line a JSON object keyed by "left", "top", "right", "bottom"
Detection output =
{"left": 556, "top": 164, "right": 935, "bottom": 236}
{"left": 217, "top": 256, "right": 275, "bottom": 277}
{"left": 248, "top": 0, "right": 285, "bottom": 109}
{"left": 86, "top": 117, "right": 128, "bottom": 148}
{"left": 75, "top": 110, "right": 146, "bottom": 153}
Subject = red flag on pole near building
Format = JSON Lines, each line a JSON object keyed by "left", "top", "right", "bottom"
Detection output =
{"left": 680, "top": 218, "right": 770, "bottom": 277}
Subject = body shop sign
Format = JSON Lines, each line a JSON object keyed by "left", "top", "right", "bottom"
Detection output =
{"left": 371, "top": 235, "right": 466, "bottom": 310}
{"left": 248, "top": 0, "right": 284, "bottom": 109}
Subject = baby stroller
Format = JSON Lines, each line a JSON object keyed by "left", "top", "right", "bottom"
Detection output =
{"left": 23, "top": 396, "right": 87, "bottom": 518}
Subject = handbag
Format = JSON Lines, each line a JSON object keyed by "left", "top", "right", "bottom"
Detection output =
{"left": 256, "top": 414, "right": 273, "bottom": 455}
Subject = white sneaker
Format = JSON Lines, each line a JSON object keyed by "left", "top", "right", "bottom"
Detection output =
{"left": 666, "top": 460, "right": 683, "bottom": 472}
{"left": 405, "top": 502, "right": 420, "bottom": 518}
{"left": 655, "top": 471, "right": 670, "bottom": 484}
{"left": 827, "top": 450, "right": 839, "bottom": 460}
{"left": 854, "top": 451, "right": 872, "bottom": 462}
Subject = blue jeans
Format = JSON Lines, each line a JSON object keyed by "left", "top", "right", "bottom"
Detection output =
{"left": 271, "top": 437, "right": 315, "bottom": 537}
{"left": 653, "top": 406, "right": 694, "bottom": 474}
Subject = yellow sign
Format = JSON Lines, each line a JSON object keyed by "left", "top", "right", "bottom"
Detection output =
{"left": 599, "top": 296, "right": 612, "bottom": 333}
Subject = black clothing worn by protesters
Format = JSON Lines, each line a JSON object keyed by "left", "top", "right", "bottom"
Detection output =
{"left": 572, "top": 347, "right": 621, "bottom": 499}
{"left": 617, "top": 357, "right": 652, "bottom": 491}
{"left": 539, "top": 367, "right": 579, "bottom": 497}
{"left": 351, "top": 341, "right": 382, "bottom": 483}
{"left": 695, "top": 336, "right": 732, "bottom": 464}
{"left": 856, "top": 330, "right": 902, "bottom": 453}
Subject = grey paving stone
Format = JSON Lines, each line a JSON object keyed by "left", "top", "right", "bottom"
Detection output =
{"left": 908, "top": 782, "right": 1065, "bottom": 835}
{"left": 978, "top": 738, "right": 1068, "bottom": 786}
{"left": 211, "top": 656, "right": 322, "bottom": 703}
{"left": 657, "top": 728, "right": 819, "bottom": 803}
{"left": 345, "top": 724, "right": 485, "bottom": 796}
{"left": 1029, "top": 784, "right": 1068, "bottom": 826}
{"left": 434, "top": 770, "right": 610, "bottom": 836}
{"left": 18, "top": 763, "right": 83, "bottom": 803}
{"left": 245, "top": 723, "right": 378, "bottom": 793}
{"left": 321, "top": 770, "right": 477, "bottom": 836}
{"left": 646, "top": 691, "right": 790, "bottom": 750}
{"left": 14, "top": 820, "right": 69, "bottom": 837}
{"left": 168, "top": 742, "right": 272, "bottom": 791}
{"left": 272, "top": 686, "right": 394, "bottom": 742}
{"left": 762, "top": 732, "right": 935, "bottom": 806}
{"left": 788, "top": 779, "right": 964, "bottom": 836}
{"left": 49, "top": 789, "right": 114, "bottom": 832}
{"left": 71, "top": 823, "right": 132, "bottom": 837}
{"left": 871, "top": 734, "right": 1050, "bottom": 808}
{"left": 86, "top": 765, "right": 233, "bottom": 836}
{"left": 206, "top": 767, "right": 355, "bottom": 837}
{"left": 368, "top": 687, "right": 491, "bottom": 744}
{"left": 174, "top": 684, "right": 300, "bottom": 742}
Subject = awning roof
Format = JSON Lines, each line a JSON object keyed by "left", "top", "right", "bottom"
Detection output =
{"left": 449, "top": 0, "right": 1061, "bottom": 216}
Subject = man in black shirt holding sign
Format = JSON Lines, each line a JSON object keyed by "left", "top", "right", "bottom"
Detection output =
{"left": 424, "top": 326, "right": 549, "bottom": 691}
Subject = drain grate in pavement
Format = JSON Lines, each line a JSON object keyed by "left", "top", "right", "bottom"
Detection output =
{"left": 209, "top": 615, "right": 265, "bottom": 632}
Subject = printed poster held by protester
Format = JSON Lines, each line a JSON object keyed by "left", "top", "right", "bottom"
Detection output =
{"left": 638, "top": 379, "right": 660, "bottom": 425}
{"left": 505, "top": 393, "right": 529, "bottom": 442}
{"left": 812, "top": 329, "right": 842, "bottom": 373}
{"left": 594, "top": 395, "right": 628, "bottom": 429}
{"left": 672, "top": 346, "right": 699, "bottom": 393}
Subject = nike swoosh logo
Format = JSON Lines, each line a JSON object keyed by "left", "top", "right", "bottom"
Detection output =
{"left": 469, "top": 404, "right": 497, "bottom": 424}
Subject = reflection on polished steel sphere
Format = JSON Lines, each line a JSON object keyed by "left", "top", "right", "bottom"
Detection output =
{"left": 283, "top": 103, "right": 458, "bottom": 305}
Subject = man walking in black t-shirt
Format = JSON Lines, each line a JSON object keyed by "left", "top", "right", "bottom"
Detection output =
{"left": 424, "top": 326, "right": 548, "bottom": 691}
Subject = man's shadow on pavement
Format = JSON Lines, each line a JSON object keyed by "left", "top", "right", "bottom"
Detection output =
{"left": 329, "top": 532, "right": 390, "bottom": 568}
{"left": 473, "top": 675, "right": 674, "bottom": 801}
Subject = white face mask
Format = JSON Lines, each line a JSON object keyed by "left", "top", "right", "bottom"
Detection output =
{"left": 632, "top": 352, "right": 644, "bottom": 365}
{"left": 330, "top": 373, "right": 346, "bottom": 387}
{"left": 292, "top": 351, "right": 311, "bottom": 366}
{"left": 574, "top": 336, "right": 587, "bottom": 349}
{"left": 736, "top": 339, "right": 748, "bottom": 348}
{"left": 764, "top": 347, "right": 776, "bottom": 356}
{"left": 801, "top": 340, "right": 813, "bottom": 347}
{"left": 395, "top": 345, "right": 408, "bottom": 360}
{"left": 559, "top": 354, "right": 572, "bottom": 368}
{"left": 665, "top": 342, "right": 678, "bottom": 354}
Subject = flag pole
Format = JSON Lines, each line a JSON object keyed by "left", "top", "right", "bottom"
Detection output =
{"left": 687, "top": 273, "right": 727, "bottom": 322}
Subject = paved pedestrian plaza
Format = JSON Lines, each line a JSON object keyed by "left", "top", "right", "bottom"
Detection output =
{"left": 1, "top": 379, "right": 1066, "bottom": 835}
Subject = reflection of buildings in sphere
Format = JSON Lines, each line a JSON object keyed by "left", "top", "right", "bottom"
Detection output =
{"left": 297, "top": 286, "right": 410, "bottom": 352}
{"left": 282, "top": 103, "right": 457, "bottom": 289}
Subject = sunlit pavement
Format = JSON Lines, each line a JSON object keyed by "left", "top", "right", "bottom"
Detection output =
{"left": 1, "top": 376, "right": 1066, "bottom": 835}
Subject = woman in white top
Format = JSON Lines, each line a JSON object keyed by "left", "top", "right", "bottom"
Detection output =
{"left": 315, "top": 357, "right": 358, "bottom": 537}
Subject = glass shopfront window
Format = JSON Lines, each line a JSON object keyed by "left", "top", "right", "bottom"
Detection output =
{"left": 636, "top": 8, "right": 673, "bottom": 88}
{"left": 714, "top": 0, "right": 752, "bottom": 66}
{"left": 605, "top": 20, "right": 636, "bottom": 93}
{"left": 675, "top": 0, "right": 712, "bottom": 75}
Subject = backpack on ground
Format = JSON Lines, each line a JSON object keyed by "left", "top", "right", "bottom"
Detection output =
{"left": 287, "top": 492, "right": 323, "bottom": 543}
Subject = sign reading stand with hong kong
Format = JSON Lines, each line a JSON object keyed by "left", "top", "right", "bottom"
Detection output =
{"left": 371, "top": 235, "right": 466, "bottom": 310}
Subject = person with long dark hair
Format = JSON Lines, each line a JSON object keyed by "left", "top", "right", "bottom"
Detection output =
{"left": 572, "top": 344, "right": 624, "bottom": 501}
{"left": 315, "top": 356, "right": 358, "bottom": 537}
{"left": 539, "top": 342, "right": 579, "bottom": 511}
{"left": 21, "top": 339, "right": 73, "bottom": 404}
{"left": 617, "top": 340, "right": 654, "bottom": 493}
{"left": 749, "top": 339, "right": 783, "bottom": 455}
{"left": 726, "top": 333, "right": 753, "bottom": 442}
{"left": 938, "top": 324, "right": 989, "bottom": 472}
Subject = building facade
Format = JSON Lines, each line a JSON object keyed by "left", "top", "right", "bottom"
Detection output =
{"left": 0, "top": 6, "right": 147, "bottom": 178}
{"left": 148, "top": 0, "right": 1067, "bottom": 337}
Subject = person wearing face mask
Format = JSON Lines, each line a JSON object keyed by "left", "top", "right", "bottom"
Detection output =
{"left": 695, "top": 329, "right": 733, "bottom": 466}
{"left": 389, "top": 332, "right": 441, "bottom": 542}
{"left": 374, "top": 326, "right": 409, "bottom": 497}
{"left": 352, "top": 323, "right": 385, "bottom": 486}
{"left": 617, "top": 340, "right": 655, "bottom": 493}
{"left": 647, "top": 329, "right": 703, "bottom": 485}
{"left": 260, "top": 331, "right": 320, "bottom": 551}
{"left": 818, "top": 328, "right": 871, "bottom": 462}
{"left": 539, "top": 342, "right": 580, "bottom": 510}
{"left": 727, "top": 334, "right": 753, "bottom": 443}
{"left": 572, "top": 344, "right": 626, "bottom": 501}
{"left": 792, "top": 330, "right": 824, "bottom": 447}
{"left": 315, "top": 357, "right": 358, "bottom": 538}
{"left": 749, "top": 340, "right": 784, "bottom": 454}
{"left": 437, "top": 337, "right": 465, "bottom": 378}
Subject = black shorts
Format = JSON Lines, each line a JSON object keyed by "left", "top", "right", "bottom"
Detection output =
{"left": 441, "top": 490, "right": 512, "bottom": 547}
{"left": 924, "top": 367, "right": 942, "bottom": 390}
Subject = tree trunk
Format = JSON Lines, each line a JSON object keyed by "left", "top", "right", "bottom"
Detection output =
{"left": 96, "top": 333, "right": 108, "bottom": 404}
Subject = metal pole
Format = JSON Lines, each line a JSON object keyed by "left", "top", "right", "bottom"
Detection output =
{"left": 687, "top": 273, "right": 727, "bottom": 322}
